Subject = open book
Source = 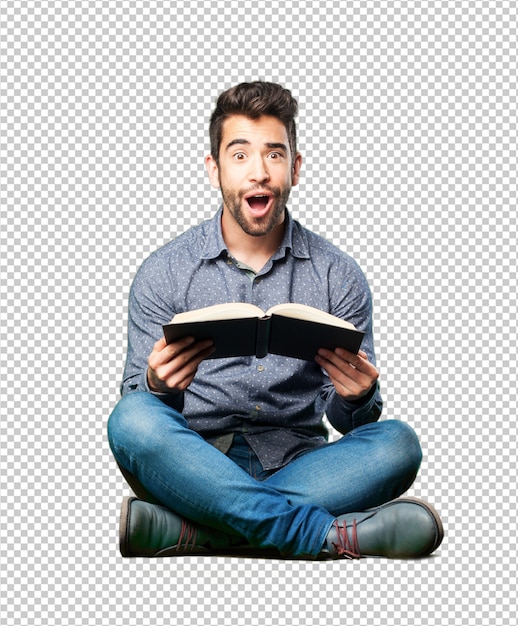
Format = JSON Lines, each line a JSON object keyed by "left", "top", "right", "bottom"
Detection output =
{"left": 163, "top": 302, "right": 364, "bottom": 361}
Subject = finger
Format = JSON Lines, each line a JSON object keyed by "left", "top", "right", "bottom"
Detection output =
{"left": 164, "top": 344, "right": 215, "bottom": 390}
{"left": 148, "top": 337, "right": 197, "bottom": 384}
{"left": 173, "top": 339, "right": 214, "bottom": 364}
{"left": 316, "top": 350, "right": 378, "bottom": 387}
{"left": 152, "top": 336, "right": 168, "bottom": 352}
{"left": 152, "top": 339, "right": 211, "bottom": 377}
{"left": 162, "top": 339, "right": 214, "bottom": 375}
{"left": 316, "top": 358, "right": 363, "bottom": 395}
{"left": 317, "top": 347, "right": 362, "bottom": 370}
{"left": 319, "top": 347, "right": 356, "bottom": 360}
{"left": 316, "top": 353, "right": 358, "bottom": 382}
{"left": 326, "top": 347, "right": 377, "bottom": 375}
{"left": 152, "top": 336, "right": 209, "bottom": 369}
{"left": 316, "top": 355, "right": 373, "bottom": 400}
{"left": 163, "top": 336, "right": 197, "bottom": 359}
{"left": 334, "top": 348, "right": 367, "bottom": 369}
{"left": 150, "top": 336, "right": 192, "bottom": 363}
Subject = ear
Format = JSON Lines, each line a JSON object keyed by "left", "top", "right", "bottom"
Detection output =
{"left": 291, "top": 152, "right": 303, "bottom": 186}
{"left": 205, "top": 154, "right": 221, "bottom": 189}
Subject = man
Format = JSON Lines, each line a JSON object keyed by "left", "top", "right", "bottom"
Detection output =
{"left": 108, "top": 81, "right": 443, "bottom": 559}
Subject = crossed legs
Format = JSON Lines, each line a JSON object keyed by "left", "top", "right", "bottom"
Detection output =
{"left": 108, "top": 392, "right": 422, "bottom": 557}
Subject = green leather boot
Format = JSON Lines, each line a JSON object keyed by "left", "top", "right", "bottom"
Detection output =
{"left": 119, "top": 497, "right": 244, "bottom": 557}
{"left": 323, "top": 497, "right": 444, "bottom": 559}
{"left": 119, "top": 496, "right": 443, "bottom": 560}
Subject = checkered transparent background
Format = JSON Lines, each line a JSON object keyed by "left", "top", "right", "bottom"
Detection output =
{"left": 1, "top": 1, "right": 516, "bottom": 624}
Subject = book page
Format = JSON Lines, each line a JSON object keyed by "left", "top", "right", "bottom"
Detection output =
{"left": 267, "top": 302, "right": 356, "bottom": 330}
{"left": 170, "top": 302, "right": 264, "bottom": 324}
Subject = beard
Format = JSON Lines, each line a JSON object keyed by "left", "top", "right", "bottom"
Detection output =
{"left": 220, "top": 182, "right": 292, "bottom": 237}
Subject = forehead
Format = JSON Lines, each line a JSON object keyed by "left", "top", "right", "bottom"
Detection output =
{"left": 221, "top": 114, "right": 290, "bottom": 148}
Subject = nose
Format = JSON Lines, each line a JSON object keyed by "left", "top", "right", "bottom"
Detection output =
{"left": 248, "top": 156, "right": 270, "bottom": 183}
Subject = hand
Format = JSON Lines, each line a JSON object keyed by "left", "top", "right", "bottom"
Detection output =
{"left": 147, "top": 336, "right": 215, "bottom": 393}
{"left": 315, "top": 348, "right": 379, "bottom": 401}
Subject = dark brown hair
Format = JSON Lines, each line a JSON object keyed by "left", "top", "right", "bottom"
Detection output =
{"left": 209, "top": 81, "right": 298, "bottom": 164}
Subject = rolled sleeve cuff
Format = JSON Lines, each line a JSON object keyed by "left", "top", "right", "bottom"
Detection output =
{"left": 121, "top": 370, "right": 185, "bottom": 412}
{"left": 328, "top": 382, "right": 383, "bottom": 434}
{"left": 337, "top": 382, "right": 383, "bottom": 430}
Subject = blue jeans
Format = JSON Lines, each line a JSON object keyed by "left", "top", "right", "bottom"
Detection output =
{"left": 107, "top": 392, "right": 422, "bottom": 556}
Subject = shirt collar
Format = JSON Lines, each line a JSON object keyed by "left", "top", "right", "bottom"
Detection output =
{"left": 200, "top": 206, "right": 311, "bottom": 261}
{"left": 200, "top": 207, "right": 228, "bottom": 260}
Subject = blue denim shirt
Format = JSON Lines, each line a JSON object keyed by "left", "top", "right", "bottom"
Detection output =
{"left": 121, "top": 208, "right": 382, "bottom": 470}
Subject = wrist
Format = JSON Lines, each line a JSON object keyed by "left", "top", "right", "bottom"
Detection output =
{"left": 347, "top": 381, "right": 378, "bottom": 405}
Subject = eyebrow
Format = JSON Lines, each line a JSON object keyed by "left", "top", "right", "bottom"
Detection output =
{"left": 225, "top": 139, "right": 288, "bottom": 152}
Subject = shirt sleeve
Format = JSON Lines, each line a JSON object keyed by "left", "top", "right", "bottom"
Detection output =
{"left": 120, "top": 252, "right": 184, "bottom": 411}
{"left": 321, "top": 255, "right": 383, "bottom": 433}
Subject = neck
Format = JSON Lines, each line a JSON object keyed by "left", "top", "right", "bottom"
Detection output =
{"left": 221, "top": 210, "right": 286, "bottom": 273}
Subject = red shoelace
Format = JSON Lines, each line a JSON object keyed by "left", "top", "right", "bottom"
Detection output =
{"left": 175, "top": 518, "right": 200, "bottom": 551}
{"left": 331, "top": 519, "right": 361, "bottom": 559}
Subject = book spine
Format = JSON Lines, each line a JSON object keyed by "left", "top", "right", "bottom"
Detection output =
{"left": 255, "top": 317, "right": 271, "bottom": 358}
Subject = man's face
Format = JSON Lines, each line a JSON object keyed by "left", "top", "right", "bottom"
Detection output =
{"left": 206, "top": 114, "right": 302, "bottom": 238}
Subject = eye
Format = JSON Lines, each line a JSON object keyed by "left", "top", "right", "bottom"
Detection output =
{"left": 233, "top": 152, "right": 246, "bottom": 161}
{"left": 268, "top": 151, "right": 284, "bottom": 160}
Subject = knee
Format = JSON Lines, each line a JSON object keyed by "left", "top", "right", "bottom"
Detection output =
{"left": 379, "top": 419, "right": 422, "bottom": 476}
{"left": 107, "top": 392, "right": 166, "bottom": 455}
{"left": 108, "top": 392, "right": 144, "bottom": 442}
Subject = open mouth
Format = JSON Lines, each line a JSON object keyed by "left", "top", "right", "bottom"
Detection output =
{"left": 246, "top": 195, "right": 270, "bottom": 210}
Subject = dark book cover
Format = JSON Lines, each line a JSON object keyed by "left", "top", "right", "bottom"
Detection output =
{"left": 163, "top": 314, "right": 364, "bottom": 361}
{"left": 268, "top": 314, "right": 364, "bottom": 360}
